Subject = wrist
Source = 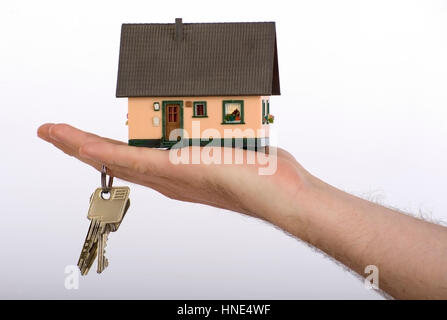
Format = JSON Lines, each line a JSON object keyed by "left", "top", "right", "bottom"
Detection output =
{"left": 259, "top": 168, "right": 324, "bottom": 241}
{"left": 275, "top": 172, "right": 359, "bottom": 246}
{"left": 282, "top": 172, "right": 330, "bottom": 242}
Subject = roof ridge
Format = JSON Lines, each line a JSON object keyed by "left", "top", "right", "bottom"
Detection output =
{"left": 121, "top": 21, "right": 275, "bottom": 26}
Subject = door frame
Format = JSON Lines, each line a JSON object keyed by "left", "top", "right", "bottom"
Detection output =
{"left": 162, "top": 100, "right": 184, "bottom": 141}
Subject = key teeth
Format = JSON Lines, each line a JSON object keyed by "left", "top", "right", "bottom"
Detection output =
{"left": 79, "top": 221, "right": 116, "bottom": 276}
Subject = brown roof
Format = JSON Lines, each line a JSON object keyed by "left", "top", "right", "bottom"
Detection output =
{"left": 116, "top": 20, "right": 280, "bottom": 97}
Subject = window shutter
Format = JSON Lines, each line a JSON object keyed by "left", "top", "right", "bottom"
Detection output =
{"left": 262, "top": 100, "right": 265, "bottom": 124}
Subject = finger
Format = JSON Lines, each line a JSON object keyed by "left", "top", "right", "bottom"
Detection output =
{"left": 37, "top": 123, "right": 56, "bottom": 142}
{"left": 38, "top": 123, "right": 125, "bottom": 155}
{"left": 38, "top": 124, "right": 174, "bottom": 186}
{"left": 44, "top": 135, "right": 158, "bottom": 189}
{"left": 38, "top": 124, "right": 204, "bottom": 200}
{"left": 38, "top": 124, "right": 131, "bottom": 176}
{"left": 79, "top": 141, "right": 173, "bottom": 178}
{"left": 47, "top": 123, "right": 126, "bottom": 148}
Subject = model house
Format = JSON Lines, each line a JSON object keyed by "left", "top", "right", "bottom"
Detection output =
{"left": 116, "top": 18, "right": 280, "bottom": 149}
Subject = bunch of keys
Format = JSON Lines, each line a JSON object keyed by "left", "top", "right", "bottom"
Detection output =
{"left": 77, "top": 165, "right": 130, "bottom": 275}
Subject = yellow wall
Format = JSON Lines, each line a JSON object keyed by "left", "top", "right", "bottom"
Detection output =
{"left": 128, "top": 96, "right": 270, "bottom": 140}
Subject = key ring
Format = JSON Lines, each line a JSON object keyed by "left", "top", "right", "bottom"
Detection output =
{"left": 101, "top": 165, "right": 114, "bottom": 193}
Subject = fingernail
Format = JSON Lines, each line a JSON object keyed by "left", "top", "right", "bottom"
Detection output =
{"left": 37, "top": 123, "right": 55, "bottom": 139}
{"left": 48, "top": 123, "right": 63, "bottom": 141}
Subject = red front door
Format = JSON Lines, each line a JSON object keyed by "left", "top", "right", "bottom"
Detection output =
{"left": 165, "top": 103, "right": 180, "bottom": 140}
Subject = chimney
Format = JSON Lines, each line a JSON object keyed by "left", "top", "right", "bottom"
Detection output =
{"left": 175, "top": 18, "right": 183, "bottom": 41}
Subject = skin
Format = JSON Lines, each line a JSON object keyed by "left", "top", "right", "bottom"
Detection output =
{"left": 38, "top": 123, "right": 447, "bottom": 299}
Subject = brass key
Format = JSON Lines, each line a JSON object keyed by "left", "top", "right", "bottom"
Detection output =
{"left": 78, "top": 219, "right": 101, "bottom": 275}
{"left": 77, "top": 166, "right": 130, "bottom": 275}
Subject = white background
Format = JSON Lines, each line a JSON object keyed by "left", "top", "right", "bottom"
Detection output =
{"left": 1, "top": 0, "right": 446, "bottom": 299}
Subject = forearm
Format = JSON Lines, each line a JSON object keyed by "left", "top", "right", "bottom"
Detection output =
{"left": 37, "top": 124, "right": 447, "bottom": 298}
{"left": 269, "top": 174, "right": 447, "bottom": 299}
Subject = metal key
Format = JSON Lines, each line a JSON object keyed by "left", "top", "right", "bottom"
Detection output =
{"left": 78, "top": 166, "right": 130, "bottom": 275}
{"left": 78, "top": 219, "right": 101, "bottom": 275}
{"left": 97, "top": 225, "right": 111, "bottom": 273}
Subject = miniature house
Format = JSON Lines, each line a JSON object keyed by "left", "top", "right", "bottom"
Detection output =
{"left": 116, "top": 18, "right": 280, "bottom": 149}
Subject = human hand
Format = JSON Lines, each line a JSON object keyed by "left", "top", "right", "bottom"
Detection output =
{"left": 37, "top": 123, "right": 447, "bottom": 299}
{"left": 37, "top": 123, "right": 311, "bottom": 227}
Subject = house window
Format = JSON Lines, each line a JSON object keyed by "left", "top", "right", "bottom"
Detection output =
{"left": 222, "top": 100, "right": 244, "bottom": 124}
{"left": 193, "top": 101, "right": 207, "bottom": 117}
{"left": 168, "top": 106, "right": 178, "bottom": 122}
